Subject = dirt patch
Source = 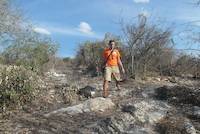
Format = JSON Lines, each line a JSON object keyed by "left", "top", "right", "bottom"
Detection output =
{"left": 155, "top": 86, "right": 200, "bottom": 134}
{"left": 156, "top": 113, "right": 199, "bottom": 134}
{"left": 154, "top": 86, "right": 200, "bottom": 106}
{"left": 2, "top": 111, "right": 112, "bottom": 134}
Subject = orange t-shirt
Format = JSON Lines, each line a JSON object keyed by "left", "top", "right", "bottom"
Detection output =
{"left": 103, "top": 48, "right": 121, "bottom": 66}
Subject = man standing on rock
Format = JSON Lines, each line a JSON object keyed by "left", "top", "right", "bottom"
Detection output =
{"left": 102, "top": 40, "right": 125, "bottom": 98}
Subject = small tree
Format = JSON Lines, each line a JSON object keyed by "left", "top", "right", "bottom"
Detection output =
{"left": 75, "top": 40, "right": 105, "bottom": 73}
{"left": 0, "top": 0, "right": 23, "bottom": 45}
{"left": 122, "top": 15, "right": 173, "bottom": 78}
{"left": 2, "top": 35, "right": 58, "bottom": 73}
{"left": 174, "top": 54, "right": 200, "bottom": 78}
{"left": 0, "top": 1, "right": 58, "bottom": 73}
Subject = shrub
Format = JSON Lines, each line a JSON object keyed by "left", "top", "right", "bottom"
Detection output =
{"left": 0, "top": 65, "right": 40, "bottom": 111}
{"left": 2, "top": 42, "right": 58, "bottom": 74}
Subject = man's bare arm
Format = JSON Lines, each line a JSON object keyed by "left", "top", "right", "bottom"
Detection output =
{"left": 118, "top": 58, "right": 125, "bottom": 73}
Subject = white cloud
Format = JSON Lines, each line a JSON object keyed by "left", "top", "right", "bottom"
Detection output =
{"left": 78, "top": 22, "right": 94, "bottom": 35}
{"left": 33, "top": 22, "right": 103, "bottom": 39}
{"left": 133, "top": 0, "right": 150, "bottom": 4}
{"left": 33, "top": 27, "right": 51, "bottom": 35}
{"left": 48, "top": 27, "right": 78, "bottom": 35}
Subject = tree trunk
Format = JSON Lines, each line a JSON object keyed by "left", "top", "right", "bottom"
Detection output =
{"left": 131, "top": 54, "right": 134, "bottom": 76}
{"left": 143, "top": 62, "right": 147, "bottom": 79}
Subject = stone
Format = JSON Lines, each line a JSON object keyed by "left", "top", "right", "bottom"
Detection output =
{"left": 193, "top": 106, "right": 200, "bottom": 118}
{"left": 154, "top": 77, "right": 161, "bottom": 82}
{"left": 94, "top": 112, "right": 136, "bottom": 133}
{"left": 133, "top": 100, "right": 170, "bottom": 124}
{"left": 85, "top": 97, "right": 115, "bottom": 112}
{"left": 78, "top": 86, "right": 96, "bottom": 98}
{"left": 44, "top": 97, "right": 115, "bottom": 117}
{"left": 184, "top": 121, "right": 197, "bottom": 134}
{"left": 121, "top": 105, "right": 136, "bottom": 114}
{"left": 45, "top": 69, "right": 66, "bottom": 79}
{"left": 185, "top": 106, "right": 200, "bottom": 119}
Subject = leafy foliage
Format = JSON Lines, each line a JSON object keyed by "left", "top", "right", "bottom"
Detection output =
{"left": 0, "top": 65, "right": 40, "bottom": 111}
{"left": 2, "top": 39, "right": 58, "bottom": 73}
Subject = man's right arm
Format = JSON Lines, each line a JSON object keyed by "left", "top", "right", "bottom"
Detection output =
{"left": 117, "top": 51, "right": 125, "bottom": 74}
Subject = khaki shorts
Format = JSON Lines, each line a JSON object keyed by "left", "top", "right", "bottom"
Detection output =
{"left": 104, "top": 66, "right": 121, "bottom": 81}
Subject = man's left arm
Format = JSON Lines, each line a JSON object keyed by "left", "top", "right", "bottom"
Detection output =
{"left": 117, "top": 51, "right": 125, "bottom": 74}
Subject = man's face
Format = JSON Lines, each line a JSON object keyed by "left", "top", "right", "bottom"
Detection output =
{"left": 109, "top": 42, "right": 115, "bottom": 49}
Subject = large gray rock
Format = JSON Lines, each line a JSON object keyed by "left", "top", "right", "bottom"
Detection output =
{"left": 92, "top": 112, "right": 156, "bottom": 134}
{"left": 184, "top": 120, "right": 197, "bottom": 134}
{"left": 87, "top": 97, "right": 115, "bottom": 112}
{"left": 184, "top": 106, "right": 200, "bottom": 119}
{"left": 133, "top": 100, "right": 170, "bottom": 124}
{"left": 44, "top": 97, "right": 115, "bottom": 117}
{"left": 90, "top": 100, "right": 171, "bottom": 134}
{"left": 193, "top": 106, "right": 200, "bottom": 118}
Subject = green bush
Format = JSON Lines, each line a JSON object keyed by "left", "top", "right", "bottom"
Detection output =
{"left": 2, "top": 42, "right": 58, "bottom": 74}
{"left": 0, "top": 65, "right": 39, "bottom": 111}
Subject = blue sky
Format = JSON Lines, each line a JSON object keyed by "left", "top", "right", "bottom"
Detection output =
{"left": 14, "top": 0, "right": 200, "bottom": 57}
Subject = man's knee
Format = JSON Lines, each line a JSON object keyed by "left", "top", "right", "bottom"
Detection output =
{"left": 104, "top": 80, "right": 109, "bottom": 84}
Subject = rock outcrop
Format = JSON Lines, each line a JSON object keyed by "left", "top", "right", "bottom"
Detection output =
{"left": 44, "top": 97, "right": 115, "bottom": 117}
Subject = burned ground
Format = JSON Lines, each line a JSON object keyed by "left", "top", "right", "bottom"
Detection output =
{"left": 0, "top": 66, "right": 199, "bottom": 134}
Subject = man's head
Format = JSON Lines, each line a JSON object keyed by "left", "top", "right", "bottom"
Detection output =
{"left": 108, "top": 40, "right": 116, "bottom": 50}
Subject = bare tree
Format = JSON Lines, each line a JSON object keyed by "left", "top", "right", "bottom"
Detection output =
{"left": 0, "top": 0, "right": 23, "bottom": 42}
{"left": 195, "top": 0, "right": 200, "bottom": 5}
{"left": 0, "top": 1, "right": 58, "bottom": 73}
{"left": 122, "top": 15, "right": 173, "bottom": 78}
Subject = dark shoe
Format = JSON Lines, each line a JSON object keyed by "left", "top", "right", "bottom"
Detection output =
{"left": 117, "top": 88, "right": 121, "bottom": 91}
{"left": 118, "top": 79, "right": 127, "bottom": 83}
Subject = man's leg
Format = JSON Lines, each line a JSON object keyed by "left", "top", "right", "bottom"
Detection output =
{"left": 103, "top": 80, "right": 109, "bottom": 97}
{"left": 112, "top": 66, "right": 121, "bottom": 90}
{"left": 103, "top": 67, "right": 111, "bottom": 97}
{"left": 116, "top": 81, "right": 120, "bottom": 90}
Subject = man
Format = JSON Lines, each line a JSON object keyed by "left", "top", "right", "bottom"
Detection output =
{"left": 102, "top": 40, "right": 125, "bottom": 98}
